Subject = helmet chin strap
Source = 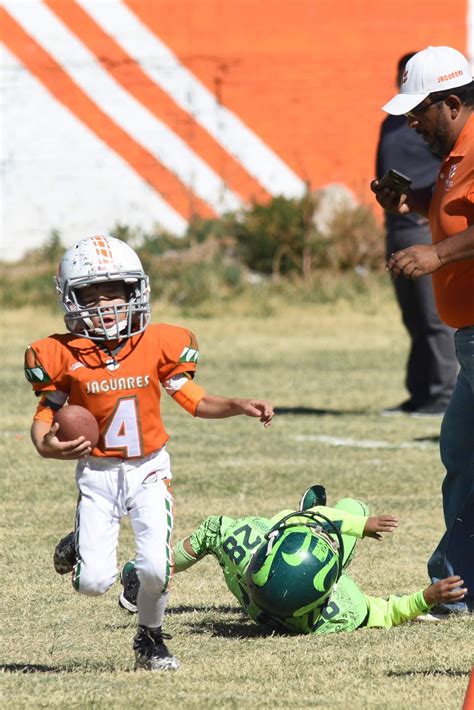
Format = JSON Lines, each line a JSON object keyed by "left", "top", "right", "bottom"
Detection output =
{"left": 265, "top": 530, "right": 280, "bottom": 556}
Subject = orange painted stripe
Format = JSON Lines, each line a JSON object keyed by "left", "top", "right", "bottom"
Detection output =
{"left": 127, "top": 0, "right": 467, "bottom": 204}
{"left": 0, "top": 7, "right": 215, "bottom": 221}
{"left": 45, "top": 0, "right": 270, "bottom": 205}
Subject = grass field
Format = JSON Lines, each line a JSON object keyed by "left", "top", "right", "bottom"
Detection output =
{"left": 1, "top": 295, "right": 473, "bottom": 708}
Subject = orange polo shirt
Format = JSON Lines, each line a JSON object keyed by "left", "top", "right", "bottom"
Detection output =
{"left": 429, "top": 112, "right": 474, "bottom": 328}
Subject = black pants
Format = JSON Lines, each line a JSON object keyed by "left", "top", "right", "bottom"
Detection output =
{"left": 388, "top": 226, "right": 457, "bottom": 406}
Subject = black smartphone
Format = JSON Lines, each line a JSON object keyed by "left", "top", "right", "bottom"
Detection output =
{"left": 378, "top": 169, "right": 412, "bottom": 195}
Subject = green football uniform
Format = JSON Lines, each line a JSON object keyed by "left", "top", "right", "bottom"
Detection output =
{"left": 174, "top": 498, "right": 431, "bottom": 634}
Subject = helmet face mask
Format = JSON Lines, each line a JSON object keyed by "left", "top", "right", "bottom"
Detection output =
{"left": 56, "top": 235, "right": 151, "bottom": 341}
{"left": 246, "top": 512, "right": 344, "bottom": 620}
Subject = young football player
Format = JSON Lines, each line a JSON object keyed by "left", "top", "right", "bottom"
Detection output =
{"left": 25, "top": 234, "right": 274, "bottom": 672}
{"left": 115, "top": 485, "right": 467, "bottom": 633}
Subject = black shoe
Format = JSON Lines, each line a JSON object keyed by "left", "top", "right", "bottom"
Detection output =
{"left": 299, "top": 485, "right": 327, "bottom": 511}
{"left": 382, "top": 398, "right": 448, "bottom": 418}
{"left": 409, "top": 401, "right": 448, "bottom": 418}
{"left": 119, "top": 561, "right": 139, "bottom": 614}
{"left": 133, "top": 626, "right": 180, "bottom": 671}
{"left": 53, "top": 531, "right": 76, "bottom": 575}
{"left": 380, "top": 399, "right": 416, "bottom": 417}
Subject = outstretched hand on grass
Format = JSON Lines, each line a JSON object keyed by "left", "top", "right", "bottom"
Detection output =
{"left": 423, "top": 576, "right": 467, "bottom": 607}
{"left": 363, "top": 515, "right": 398, "bottom": 540}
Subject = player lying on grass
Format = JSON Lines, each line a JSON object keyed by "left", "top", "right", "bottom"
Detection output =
{"left": 25, "top": 235, "right": 273, "bottom": 672}
{"left": 55, "top": 485, "right": 467, "bottom": 634}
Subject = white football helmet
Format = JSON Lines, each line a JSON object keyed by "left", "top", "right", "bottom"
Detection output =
{"left": 56, "top": 235, "right": 151, "bottom": 341}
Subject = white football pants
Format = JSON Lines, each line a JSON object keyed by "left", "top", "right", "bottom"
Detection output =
{"left": 72, "top": 447, "right": 174, "bottom": 628}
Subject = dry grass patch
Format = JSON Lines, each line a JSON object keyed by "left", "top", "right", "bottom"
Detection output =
{"left": 1, "top": 302, "right": 472, "bottom": 708}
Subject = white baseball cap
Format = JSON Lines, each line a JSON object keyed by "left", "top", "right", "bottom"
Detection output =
{"left": 382, "top": 46, "right": 473, "bottom": 115}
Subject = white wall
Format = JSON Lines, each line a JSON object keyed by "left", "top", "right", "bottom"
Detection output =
{"left": 0, "top": 48, "right": 187, "bottom": 262}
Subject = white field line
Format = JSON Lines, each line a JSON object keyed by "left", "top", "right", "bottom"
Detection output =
{"left": 5, "top": 0, "right": 242, "bottom": 214}
{"left": 294, "top": 434, "right": 437, "bottom": 450}
{"left": 79, "top": 0, "right": 306, "bottom": 198}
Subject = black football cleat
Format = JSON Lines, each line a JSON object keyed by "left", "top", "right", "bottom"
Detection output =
{"left": 133, "top": 626, "right": 180, "bottom": 671}
{"left": 299, "top": 485, "right": 327, "bottom": 511}
{"left": 118, "top": 561, "right": 139, "bottom": 614}
{"left": 53, "top": 531, "right": 77, "bottom": 575}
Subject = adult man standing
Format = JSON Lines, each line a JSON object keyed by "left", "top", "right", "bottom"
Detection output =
{"left": 372, "top": 46, "right": 474, "bottom": 614}
{"left": 376, "top": 53, "right": 457, "bottom": 417}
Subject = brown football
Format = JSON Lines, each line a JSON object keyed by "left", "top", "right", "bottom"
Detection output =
{"left": 54, "top": 405, "right": 100, "bottom": 447}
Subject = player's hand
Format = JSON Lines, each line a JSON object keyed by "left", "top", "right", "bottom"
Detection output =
{"left": 39, "top": 422, "right": 92, "bottom": 459}
{"left": 363, "top": 514, "right": 398, "bottom": 540}
{"left": 386, "top": 244, "right": 442, "bottom": 279}
{"left": 237, "top": 399, "right": 274, "bottom": 427}
{"left": 423, "top": 576, "right": 467, "bottom": 607}
{"left": 370, "top": 179, "right": 410, "bottom": 214}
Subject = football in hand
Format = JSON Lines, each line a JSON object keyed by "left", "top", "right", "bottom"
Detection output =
{"left": 54, "top": 405, "right": 100, "bottom": 447}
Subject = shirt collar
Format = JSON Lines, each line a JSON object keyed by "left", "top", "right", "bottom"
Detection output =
{"left": 449, "top": 112, "right": 474, "bottom": 158}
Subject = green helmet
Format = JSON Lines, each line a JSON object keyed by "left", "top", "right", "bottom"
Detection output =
{"left": 246, "top": 511, "right": 344, "bottom": 619}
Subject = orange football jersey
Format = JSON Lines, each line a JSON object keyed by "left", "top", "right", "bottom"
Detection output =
{"left": 24, "top": 323, "right": 200, "bottom": 458}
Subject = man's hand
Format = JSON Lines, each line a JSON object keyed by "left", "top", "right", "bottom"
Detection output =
{"left": 370, "top": 179, "right": 411, "bottom": 214}
{"left": 423, "top": 576, "right": 467, "bottom": 607}
{"left": 363, "top": 514, "right": 399, "bottom": 540}
{"left": 36, "top": 422, "right": 92, "bottom": 460}
{"left": 387, "top": 244, "right": 443, "bottom": 278}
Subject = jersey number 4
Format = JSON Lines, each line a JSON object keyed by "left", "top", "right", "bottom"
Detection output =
{"left": 103, "top": 397, "right": 143, "bottom": 457}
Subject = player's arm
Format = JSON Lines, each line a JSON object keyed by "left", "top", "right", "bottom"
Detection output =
{"left": 163, "top": 373, "right": 205, "bottom": 415}
{"left": 25, "top": 344, "right": 89, "bottom": 459}
{"left": 195, "top": 395, "right": 274, "bottom": 427}
{"left": 160, "top": 327, "right": 273, "bottom": 425}
{"left": 31, "top": 396, "right": 92, "bottom": 460}
{"left": 300, "top": 506, "right": 398, "bottom": 540}
{"left": 173, "top": 537, "right": 200, "bottom": 573}
{"left": 364, "top": 576, "right": 467, "bottom": 628}
{"left": 163, "top": 373, "right": 274, "bottom": 427}
{"left": 173, "top": 515, "right": 226, "bottom": 572}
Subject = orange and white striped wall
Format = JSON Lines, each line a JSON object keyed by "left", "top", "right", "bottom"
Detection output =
{"left": 1, "top": 0, "right": 472, "bottom": 260}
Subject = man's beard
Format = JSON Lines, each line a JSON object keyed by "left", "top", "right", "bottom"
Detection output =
{"left": 427, "top": 115, "right": 453, "bottom": 157}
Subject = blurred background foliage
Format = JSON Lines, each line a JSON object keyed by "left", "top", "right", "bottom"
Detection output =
{"left": 1, "top": 190, "right": 386, "bottom": 314}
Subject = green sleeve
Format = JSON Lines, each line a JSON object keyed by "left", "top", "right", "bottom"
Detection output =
{"left": 270, "top": 506, "right": 367, "bottom": 539}
{"left": 364, "top": 589, "right": 430, "bottom": 628}
{"left": 173, "top": 539, "right": 199, "bottom": 573}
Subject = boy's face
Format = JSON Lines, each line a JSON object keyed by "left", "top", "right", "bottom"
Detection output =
{"left": 77, "top": 281, "right": 127, "bottom": 332}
